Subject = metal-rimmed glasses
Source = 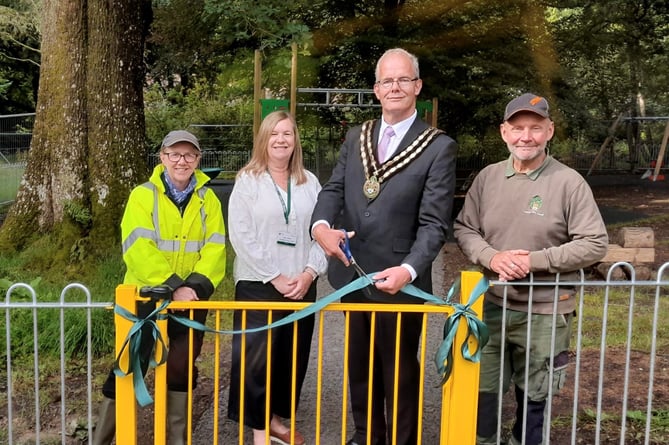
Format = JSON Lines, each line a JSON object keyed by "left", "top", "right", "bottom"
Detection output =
{"left": 376, "top": 77, "right": 418, "bottom": 89}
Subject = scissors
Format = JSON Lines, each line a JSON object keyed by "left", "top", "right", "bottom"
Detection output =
{"left": 339, "top": 229, "right": 376, "bottom": 294}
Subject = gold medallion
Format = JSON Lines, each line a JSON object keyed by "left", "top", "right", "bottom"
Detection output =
{"left": 363, "top": 176, "right": 380, "bottom": 199}
{"left": 359, "top": 120, "right": 444, "bottom": 201}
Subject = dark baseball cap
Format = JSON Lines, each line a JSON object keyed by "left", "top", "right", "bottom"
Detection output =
{"left": 161, "top": 130, "right": 201, "bottom": 151}
{"left": 504, "top": 93, "right": 550, "bottom": 121}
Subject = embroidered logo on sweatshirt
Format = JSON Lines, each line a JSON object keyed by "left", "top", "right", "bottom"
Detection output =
{"left": 524, "top": 195, "right": 544, "bottom": 216}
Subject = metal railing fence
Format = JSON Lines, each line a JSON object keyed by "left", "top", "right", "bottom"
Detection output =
{"left": 1, "top": 282, "right": 111, "bottom": 445}
{"left": 3, "top": 265, "right": 669, "bottom": 444}
{"left": 0, "top": 113, "right": 34, "bottom": 152}
{"left": 484, "top": 263, "right": 669, "bottom": 445}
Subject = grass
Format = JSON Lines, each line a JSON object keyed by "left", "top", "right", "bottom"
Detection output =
{"left": 550, "top": 408, "right": 669, "bottom": 444}
{"left": 577, "top": 287, "right": 669, "bottom": 351}
{"left": 0, "top": 164, "right": 23, "bottom": 204}
{"left": 607, "top": 213, "right": 669, "bottom": 231}
{"left": 1, "top": 241, "right": 236, "bottom": 358}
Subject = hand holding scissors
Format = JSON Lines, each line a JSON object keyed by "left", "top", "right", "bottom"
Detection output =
{"left": 311, "top": 224, "right": 353, "bottom": 265}
{"left": 339, "top": 229, "right": 378, "bottom": 295}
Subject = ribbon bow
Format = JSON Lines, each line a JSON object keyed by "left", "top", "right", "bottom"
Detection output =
{"left": 113, "top": 300, "right": 170, "bottom": 407}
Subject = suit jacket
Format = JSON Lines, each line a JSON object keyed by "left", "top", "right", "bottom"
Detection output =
{"left": 311, "top": 117, "right": 458, "bottom": 303}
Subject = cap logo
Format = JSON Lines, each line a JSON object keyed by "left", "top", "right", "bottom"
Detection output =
{"left": 530, "top": 96, "right": 543, "bottom": 105}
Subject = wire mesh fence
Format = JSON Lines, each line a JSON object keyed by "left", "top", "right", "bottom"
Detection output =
{"left": 0, "top": 113, "right": 32, "bottom": 205}
{"left": 2, "top": 113, "right": 665, "bottom": 205}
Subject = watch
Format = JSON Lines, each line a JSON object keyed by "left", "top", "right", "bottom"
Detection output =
{"left": 303, "top": 267, "right": 318, "bottom": 281}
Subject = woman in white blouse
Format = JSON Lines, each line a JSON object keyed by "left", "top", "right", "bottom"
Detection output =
{"left": 227, "top": 110, "right": 327, "bottom": 445}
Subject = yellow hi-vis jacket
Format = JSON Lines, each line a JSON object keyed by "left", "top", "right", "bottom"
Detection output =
{"left": 120, "top": 165, "right": 226, "bottom": 300}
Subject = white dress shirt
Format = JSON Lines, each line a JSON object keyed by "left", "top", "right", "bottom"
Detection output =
{"left": 377, "top": 110, "right": 417, "bottom": 161}
{"left": 229, "top": 170, "right": 328, "bottom": 284}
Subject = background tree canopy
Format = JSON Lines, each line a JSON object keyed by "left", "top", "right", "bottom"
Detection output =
{"left": 0, "top": 1, "right": 40, "bottom": 113}
{"left": 0, "top": 0, "right": 668, "bottom": 271}
{"left": 3, "top": 0, "right": 668, "bottom": 140}
{"left": 142, "top": 0, "right": 669, "bottom": 139}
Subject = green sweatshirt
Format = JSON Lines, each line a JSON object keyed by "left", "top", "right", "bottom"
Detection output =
{"left": 454, "top": 155, "right": 608, "bottom": 314}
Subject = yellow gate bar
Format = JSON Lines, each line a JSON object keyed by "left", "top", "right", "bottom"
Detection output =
{"left": 439, "top": 270, "right": 485, "bottom": 444}
{"left": 115, "top": 284, "right": 138, "bottom": 445}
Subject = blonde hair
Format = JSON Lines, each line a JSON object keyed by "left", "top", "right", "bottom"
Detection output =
{"left": 237, "top": 110, "right": 307, "bottom": 185}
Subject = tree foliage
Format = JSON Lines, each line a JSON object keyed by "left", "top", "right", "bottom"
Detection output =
{"left": 551, "top": 2, "right": 669, "bottom": 129}
{"left": 205, "top": 0, "right": 311, "bottom": 50}
{"left": 1, "top": 0, "right": 669, "bottom": 271}
{"left": 0, "top": 2, "right": 40, "bottom": 113}
{"left": 137, "top": 0, "right": 669, "bottom": 144}
{"left": 5, "top": 0, "right": 669, "bottom": 135}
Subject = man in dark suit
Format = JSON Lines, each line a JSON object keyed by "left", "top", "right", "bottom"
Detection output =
{"left": 311, "top": 48, "right": 458, "bottom": 445}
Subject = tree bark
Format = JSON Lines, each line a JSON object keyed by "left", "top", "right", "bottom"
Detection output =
{"left": 86, "top": 0, "right": 150, "bottom": 251}
{"left": 0, "top": 0, "right": 149, "bottom": 267}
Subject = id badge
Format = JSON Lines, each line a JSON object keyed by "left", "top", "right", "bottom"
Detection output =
{"left": 277, "top": 229, "right": 297, "bottom": 246}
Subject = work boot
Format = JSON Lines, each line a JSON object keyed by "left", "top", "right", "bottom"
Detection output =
{"left": 92, "top": 396, "right": 115, "bottom": 445}
{"left": 167, "top": 390, "right": 189, "bottom": 445}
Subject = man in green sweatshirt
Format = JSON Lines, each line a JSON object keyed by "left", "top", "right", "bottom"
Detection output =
{"left": 454, "top": 93, "right": 608, "bottom": 445}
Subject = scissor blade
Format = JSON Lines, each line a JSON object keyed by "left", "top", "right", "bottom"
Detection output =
{"left": 351, "top": 260, "right": 375, "bottom": 286}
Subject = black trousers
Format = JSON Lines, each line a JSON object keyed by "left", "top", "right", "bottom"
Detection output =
{"left": 346, "top": 289, "right": 423, "bottom": 445}
{"left": 227, "top": 280, "right": 316, "bottom": 430}
{"left": 102, "top": 300, "right": 207, "bottom": 398}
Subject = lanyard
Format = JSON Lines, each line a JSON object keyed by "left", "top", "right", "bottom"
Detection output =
{"left": 268, "top": 171, "right": 291, "bottom": 224}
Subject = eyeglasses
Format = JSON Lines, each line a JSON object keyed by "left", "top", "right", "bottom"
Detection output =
{"left": 163, "top": 152, "right": 200, "bottom": 163}
{"left": 376, "top": 77, "right": 418, "bottom": 89}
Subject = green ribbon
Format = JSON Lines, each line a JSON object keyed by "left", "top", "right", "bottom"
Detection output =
{"left": 408, "top": 277, "right": 491, "bottom": 386}
{"left": 114, "top": 273, "right": 489, "bottom": 405}
{"left": 113, "top": 300, "right": 171, "bottom": 407}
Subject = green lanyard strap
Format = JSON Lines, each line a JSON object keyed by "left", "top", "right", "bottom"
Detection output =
{"left": 268, "top": 171, "right": 291, "bottom": 224}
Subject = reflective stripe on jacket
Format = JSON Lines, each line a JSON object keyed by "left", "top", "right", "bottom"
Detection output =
{"left": 121, "top": 165, "right": 226, "bottom": 297}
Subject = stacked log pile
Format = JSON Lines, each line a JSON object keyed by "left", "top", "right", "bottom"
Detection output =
{"left": 596, "top": 227, "right": 655, "bottom": 280}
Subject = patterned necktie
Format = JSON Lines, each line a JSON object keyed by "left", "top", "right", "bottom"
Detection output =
{"left": 378, "top": 126, "right": 395, "bottom": 163}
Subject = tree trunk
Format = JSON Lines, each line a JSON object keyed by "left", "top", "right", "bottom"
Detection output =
{"left": 86, "top": 0, "right": 150, "bottom": 251}
{"left": 0, "top": 0, "right": 149, "bottom": 269}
